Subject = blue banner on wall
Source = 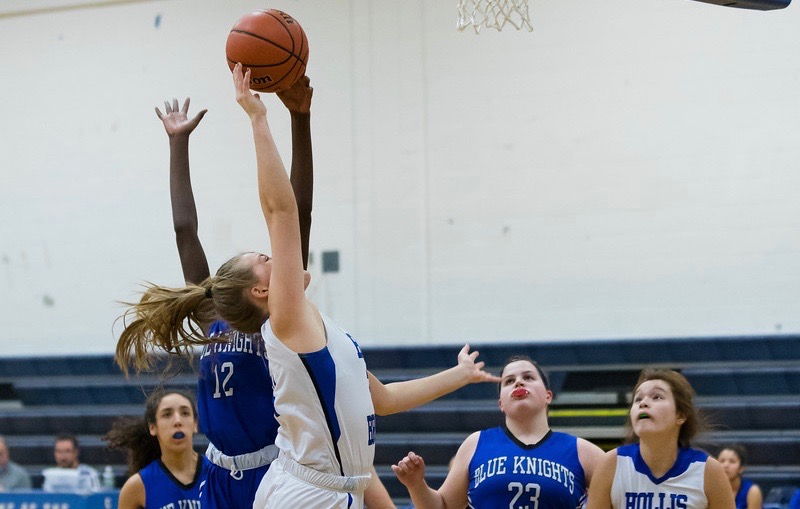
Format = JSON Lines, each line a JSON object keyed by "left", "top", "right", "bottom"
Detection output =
{"left": 0, "top": 490, "right": 118, "bottom": 509}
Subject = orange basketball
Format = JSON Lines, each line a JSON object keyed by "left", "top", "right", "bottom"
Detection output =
{"left": 225, "top": 9, "right": 309, "bottom": 93}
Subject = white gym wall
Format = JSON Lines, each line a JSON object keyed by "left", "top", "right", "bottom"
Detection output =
{"left": 1, "top": 0, "right": 799, "bottom": 355}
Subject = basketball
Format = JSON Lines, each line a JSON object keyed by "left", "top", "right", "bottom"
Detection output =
{"left": 225, "top": 9, "right": 309, "bottom": 93}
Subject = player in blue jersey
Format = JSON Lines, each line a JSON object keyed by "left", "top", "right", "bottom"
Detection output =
{"left": 117, "top": 85, "right": 398, "bottom": 508}
{"left": 104, "top": 389, "right": 210, "bottom": 509}
{"left": 116, "top": 64, "right": 499, "bottom": 509}
{"left": 586, "top": 368, "right": 734, "bottom": 509}
{"left": 717, "top": 445, "right": 763, "bottom": 509}
{"left": 151, "top": 83, "right": 314, "bottom": 509}
{"left": 392, "top": 355, "right": 606, "bottom": 509}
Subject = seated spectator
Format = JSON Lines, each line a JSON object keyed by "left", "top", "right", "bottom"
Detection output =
{"left": 41, "top": 433, "right": 100, "bottom": 493}
{"left": 0, "top": 435, "right": 32, "bottom": 491}
{"left": 718, "top": 444, "right": 763, "bottom": 509}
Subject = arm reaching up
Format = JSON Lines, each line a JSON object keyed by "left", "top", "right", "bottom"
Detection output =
{"left": 233, "top": 63, "right": 323, "bottom": 351}
{"left": 155, "top": 98, "right": 210, "bottom": 286}
{"left": 277, "top": 76, "right": 314, "bottom": 270}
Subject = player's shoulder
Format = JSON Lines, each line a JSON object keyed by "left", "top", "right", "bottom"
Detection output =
{"left": 118, "top": 472, "right": 145, "bottom": 508}
{"left": 460, "top": 430, "right": 483, "bottom": 452}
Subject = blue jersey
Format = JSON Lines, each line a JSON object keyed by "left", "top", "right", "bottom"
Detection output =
{"left": 138, "top": 455, "right": 209, "bottom": 509}
{"left": 735, "top": 478, "right": 754, "bottom": 509}
{"left": 467, "top": 428, "right": 587, "bottom": 509}
{"left": 198, "top": 320, "right": 279, "bottom": 456}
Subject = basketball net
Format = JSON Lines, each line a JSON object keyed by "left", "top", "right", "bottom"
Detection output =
{"left": 457, "top": 0, "right": 534, "bottom": 33}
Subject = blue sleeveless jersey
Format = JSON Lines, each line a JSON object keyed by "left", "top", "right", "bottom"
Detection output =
{"left": 139, "top": 455, "right": 209, "bottom": 509}
{"left": 198, "top": 320, "right": 279, "bottom": 456}
{"left": 735, "top": 478, "right": 754, "bottom": 509}
{"left": 468, "top": 428, "right": 586, "bottom": 509}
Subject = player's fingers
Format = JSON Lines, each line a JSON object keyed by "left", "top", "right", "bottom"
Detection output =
{"left": 172, "top": 98, "right": 179, "bottom": 112}
{"left": 182, "top": 97, "right": 190, "bottom": 114}
{"left": 164, "top": 101, "right": 171, "bottom": 114}
{"left": 155, "top": 107, "right": 163, "bottom": 119}
{"left": 192, "top": 109, "right": 208, "bottom": 123}
{"left": 233, "top": 63, "right": 241, "bottom": 81}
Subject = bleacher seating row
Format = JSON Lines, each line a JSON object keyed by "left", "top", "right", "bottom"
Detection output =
{"left": 0, "top": 334, "right": 797, "bottom": 504}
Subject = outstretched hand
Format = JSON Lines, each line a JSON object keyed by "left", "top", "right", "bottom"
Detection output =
{"left": 155, "top": 98, "right": 207, "bottom": 137}
{"left": 457, "top": 344, "right": 501, "bottom": 384}
{"left": 277, "top": 75, "right": 313, "bottom": 114}
{"left": 391, "top": 451, "right": 427, "bottom": 489}
{"left": 233, "top": 63, "right": 267, "bottom": 119}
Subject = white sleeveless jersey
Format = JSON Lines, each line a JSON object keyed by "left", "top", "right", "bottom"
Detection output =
{"left": 611, "top": 444, "right": 709, "bottom": 509}
{"left": 261, "top": 313, "right": 375, "bottom": 478}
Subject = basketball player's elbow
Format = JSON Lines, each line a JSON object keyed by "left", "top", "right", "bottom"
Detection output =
{"left": 372, "top": 402, "right": 396, "bottom": 417}
{"left": 260, "top": 196, "right": 298, "bottom": 218}
{"left": 173, "top": 219, "right": 198, "bottom": 242}
{"left": 368, "top": 373, "right": 403, "bottom": 415}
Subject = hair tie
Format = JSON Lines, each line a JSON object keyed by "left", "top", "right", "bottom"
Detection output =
{"left": 205, "top": 288, "right": 213, "bottom": 299}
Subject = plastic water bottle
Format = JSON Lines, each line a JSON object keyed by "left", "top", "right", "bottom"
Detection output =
{"left": 102, "top": 465, "right": 115, "bottom": 489}
{"left": 77, "top": 465, "right": 93, "bottom": 494}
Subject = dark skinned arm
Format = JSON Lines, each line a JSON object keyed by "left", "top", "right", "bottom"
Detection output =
{"left": 156, "top": 98, "right": 210, "bottom": 284}
{"left": 277, "top": 77, "right": 314, "bottom": 269}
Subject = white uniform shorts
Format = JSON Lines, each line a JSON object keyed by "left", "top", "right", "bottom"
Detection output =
{"left": 252, "top": 453, "right": 372, "bottom": 509}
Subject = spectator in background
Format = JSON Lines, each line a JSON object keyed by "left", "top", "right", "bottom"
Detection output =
{"left": 42, "top": 433, "right": 100, "bottom": 493}
{"left": 717, "top": 444, "right": 763, "bottom": 509}
{"left": 0, "top": 435, "right": 32, "bottom": 491}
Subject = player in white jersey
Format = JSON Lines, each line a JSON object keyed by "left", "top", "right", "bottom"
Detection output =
{"left": 224, "top": 64, "right": 498, "bottom": 508}
{"left": 586, "top": 369, "right": 734, "bottom": 509}
{"left": 254, "top": 313, "right": 376, "bottom": 508}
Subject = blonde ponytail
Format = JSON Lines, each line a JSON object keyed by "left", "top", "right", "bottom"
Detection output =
{"left": 116, "top": 253, "right": 270, "bottom": 375}
{"left": 116, "top": 281, "right": 216, "bottom": 376}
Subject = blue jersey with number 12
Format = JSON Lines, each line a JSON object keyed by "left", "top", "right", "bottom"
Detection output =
{"left": 198, "top": 320, "right": 279, "bottom": 456}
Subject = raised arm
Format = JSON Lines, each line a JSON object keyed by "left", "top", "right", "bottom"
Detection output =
{"left": 277, "top": 76, "right": 314, "bottom": 270}
{"left": 233, "top": 64, "right": 323, "bottom": 349}
{"left": 155, "top": 98, "right": 210, "bottom": 285}
{"left": 368, "top": 345, "right": 500, "bottom": 416}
